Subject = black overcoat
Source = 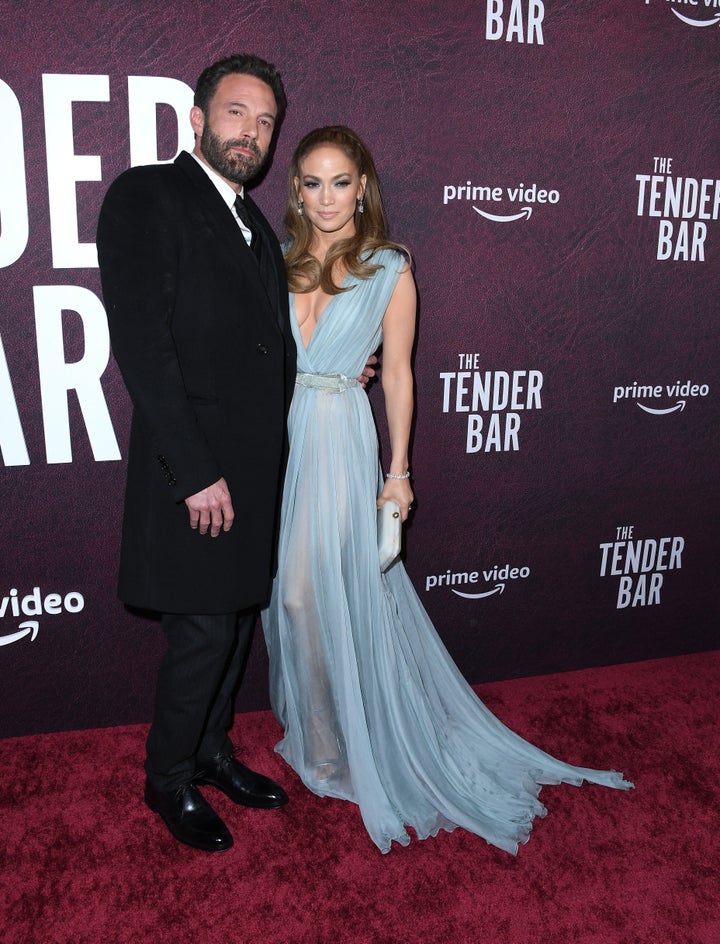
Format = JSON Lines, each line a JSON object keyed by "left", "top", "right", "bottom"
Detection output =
{"left": 97, "top": 151, "right": 296, "bottom": 614}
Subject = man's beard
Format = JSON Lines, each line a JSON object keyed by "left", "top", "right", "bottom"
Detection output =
{"left": 200, "top": 124, "right": 267, "bottom": 184}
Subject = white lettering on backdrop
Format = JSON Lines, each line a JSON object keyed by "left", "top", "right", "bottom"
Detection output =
{"left": 0, "top": 73, "right": 194, "bottom": 466}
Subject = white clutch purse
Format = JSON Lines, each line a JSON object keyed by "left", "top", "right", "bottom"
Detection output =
{"left": 377, "top": 500, "right": 402, "bottom": 572}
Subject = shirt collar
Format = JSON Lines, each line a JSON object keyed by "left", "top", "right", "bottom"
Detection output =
{"left": 190, "top": 151, "right": 243, "bottom": 209}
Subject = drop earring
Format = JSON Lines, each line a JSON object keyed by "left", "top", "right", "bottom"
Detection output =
{"left": 297, "top": 198, "right": 304, "bottom": 216}
{"left": 357, "top": 196, "right": 364, "bottom": 215}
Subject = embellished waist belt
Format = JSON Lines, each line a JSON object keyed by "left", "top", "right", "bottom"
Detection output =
{"left": 295, "top": 372, "right": 359, "bottom": 392}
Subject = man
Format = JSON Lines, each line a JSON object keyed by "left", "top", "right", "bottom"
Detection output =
{"left": 97, "top": 54, "right": 296, "bottom": 852}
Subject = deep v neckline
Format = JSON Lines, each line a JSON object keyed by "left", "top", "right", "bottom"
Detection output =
{"left": 292, "top": 273, "right": 352, "bottom": 351}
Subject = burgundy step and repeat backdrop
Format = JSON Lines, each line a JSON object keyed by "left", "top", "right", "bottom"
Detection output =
{"left": 1, "top": 1, "right": 718, "bottom": 739}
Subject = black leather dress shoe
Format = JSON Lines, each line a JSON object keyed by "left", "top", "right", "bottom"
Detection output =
{"left": 195, "top": 752, "right": 289, "bottom": 809}
{"left": 144, "top": 780, "right": 233, "bottom": 852}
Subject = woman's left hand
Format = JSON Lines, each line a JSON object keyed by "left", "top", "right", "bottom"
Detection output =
{"left": 377, "top": 478, "right": 414, "bottom": 522}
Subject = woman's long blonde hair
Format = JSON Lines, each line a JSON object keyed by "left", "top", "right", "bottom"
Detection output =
{"left": 284, "top": 125, "right": 409, "bottom": 295}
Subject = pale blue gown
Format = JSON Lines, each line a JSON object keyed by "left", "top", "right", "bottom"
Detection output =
{"left": 262, "top": 249, "right": 632, "bottom": 854}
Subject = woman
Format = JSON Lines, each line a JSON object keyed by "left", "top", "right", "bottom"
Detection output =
{"left": 262, "top": 126, "right": 633, "bottom": 855}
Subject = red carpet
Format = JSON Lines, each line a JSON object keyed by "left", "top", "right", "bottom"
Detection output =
{"left": 2, "top": 651, "right": 718, "bottom": 944}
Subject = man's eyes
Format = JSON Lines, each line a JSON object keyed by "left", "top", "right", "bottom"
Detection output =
{"left": 227, "top": 109, "right": 272, "bottom": 128}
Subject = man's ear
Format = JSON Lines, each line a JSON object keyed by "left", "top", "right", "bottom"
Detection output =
{"left": 190, "top": 106, "right": 205, "bottom": 140}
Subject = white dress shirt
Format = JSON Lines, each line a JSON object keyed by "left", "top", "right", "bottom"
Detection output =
{"left": 190, "top": 152, "right": 253, "bottom": 247}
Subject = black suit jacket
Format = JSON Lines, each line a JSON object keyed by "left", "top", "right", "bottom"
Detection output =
{"left": 97, "top": 151, "right": 296, "bottom": 613}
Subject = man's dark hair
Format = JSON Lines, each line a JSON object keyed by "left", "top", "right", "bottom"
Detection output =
{"left": 194, "top": 53, "right": 287, "bottom": 122}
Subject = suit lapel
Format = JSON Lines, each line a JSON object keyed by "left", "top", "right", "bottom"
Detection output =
{"left": 174, "top": 152, "right": 282, "bottom": 327}
{"left": 244, "top": 192, "right": 283, "bottom": 319}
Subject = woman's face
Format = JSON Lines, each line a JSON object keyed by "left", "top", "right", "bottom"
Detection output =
{"left": 295, "top": 145, "right": 366, "bottom": 241}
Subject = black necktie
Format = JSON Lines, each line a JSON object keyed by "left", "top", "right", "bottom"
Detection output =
{"left": 234, "top": 194, "right": 260, "bottom": 258}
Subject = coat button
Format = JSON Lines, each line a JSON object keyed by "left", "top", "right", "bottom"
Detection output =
{"left": 256, "top": 343, "right": 269, "bottom": 355}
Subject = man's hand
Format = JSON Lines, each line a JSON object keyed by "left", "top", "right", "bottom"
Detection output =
{"left": 357, "top": 354, "right": 379, "bottom": 389}
{"left": 184, "top": 477, "right": 234, "bottom": 536}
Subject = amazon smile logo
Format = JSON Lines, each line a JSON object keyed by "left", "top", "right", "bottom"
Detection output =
{"left": 443, "top": 179, "right": 559, "bottom": 223}
{"left": 473, "top": 206, "right": 533, "bottom": 223}
{"left": 613, "top": 380, "right": 710, "bottom": 413}
{"left": 645, "top": 0, "right": 720, "bottom": 27}
{"left": 425, "top": 564, "right": 530, "bottom": 599}
{"left": 0, "top": 586, "right": 85, "bottom": 647}
{"left": 0, "top": 621, "right": 39, "bottom": 647}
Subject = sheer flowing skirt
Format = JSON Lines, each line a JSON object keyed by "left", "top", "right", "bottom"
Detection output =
{"left": 262, "top": 378, "right": 633, "bottom": 854}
